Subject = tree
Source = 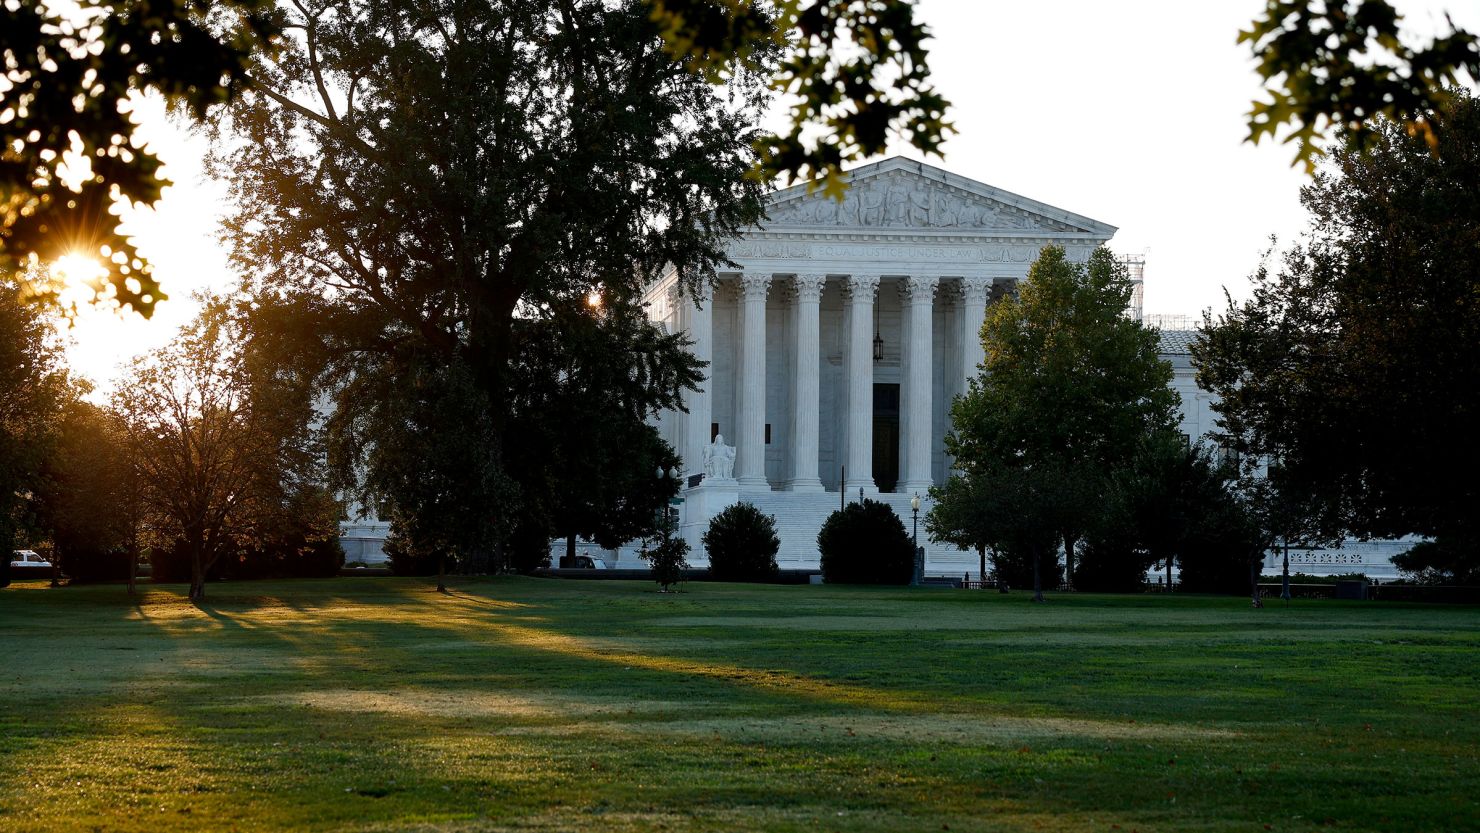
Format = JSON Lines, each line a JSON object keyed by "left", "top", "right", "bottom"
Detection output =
{"left": 818, "top": 498, "right": 912, "bottom": 585}
{"left": 929, "top": 460, "right": 1079, "bottom": 600}
{"left": 643, "top": 514, "right": 690, "bottom": 592}
{"left": 114, "top": 299, "right": 330, "bottom": 600}
{"left": 1391, "top": 538, "right": 1480, "bottom": 585}
{"left": 35, "top": 399, "right": 136, "bottom": 584}
{"left": 1195, "top": 90, "right": 1480, "bottom": 575}
{"left": 703, "top": 503, "right": 781, "bottom": 582}
{"left": 501, "top": 307, "right": 693, "bottom": 568}
{"left": 0, "top": 277, "right": 72, "bottom": 578}
{"left": 937, "top": 245, "right": 1180, "bottom": 596}
{"left": 216, "top": 1, "right": 760, "bottom": 566}
{"left": 1242, "top": 1, "right": 1480, "bottom": 170}
{"left": 1, "top": 0, "right": 277, "bottom": 315}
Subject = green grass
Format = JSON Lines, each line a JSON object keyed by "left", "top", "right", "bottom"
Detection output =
{"left": 1, "top": 578, "right": 1477, "bottom": 832}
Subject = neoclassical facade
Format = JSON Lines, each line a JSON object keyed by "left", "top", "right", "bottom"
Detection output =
{"left": 643, "top": 157, "right": 1117, "bottom": 569}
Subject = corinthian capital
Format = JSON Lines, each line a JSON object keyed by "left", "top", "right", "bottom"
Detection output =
{"left": 959, "top": 275, "right": 992, "bottom": 305}
{"left": 739, "top": 272, "right": 772, "bottom": 300}
{"left": 792, "top": 273, "right": 827, "bottom": 303}
{"left": 899, "top": 275, "right": 939, "bottom": 303}
{"left": 841, "top": 273, "right": 880, "bottom": 302}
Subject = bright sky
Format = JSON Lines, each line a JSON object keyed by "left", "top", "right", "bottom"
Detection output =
{"left": 59, "top": 0, "right": 1479, "bottom": 391}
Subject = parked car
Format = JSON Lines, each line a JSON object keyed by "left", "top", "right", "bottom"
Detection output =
{"left": 570, "top": 555, "right": 609, "bottom": 569}
{"left": 9, "top": 550, "right": 52, "bottom": 569}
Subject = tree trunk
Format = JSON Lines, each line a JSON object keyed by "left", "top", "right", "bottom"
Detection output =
{"left": 437, "top": 554, "right": 447, "bottom": 594}
{"left": 190, "top": 552, "right": 205, "bottom": 602}
{"left": 127, "top": 517, "right": 139, "bottom": 597}
{"left": 565, "top": 533, "right": 576, "bottom": 569}
{"left": 1166, "top": 556, "right": 1173, "bottom": 592}
{"left": 977, "top": 546, "right": 986, "bottom": 589}
{"left": 1032, "top": 546, "right": 1044, "bottom": 603}
{"left": 1249, "top": 558, "right": 1263, "bottom": 608}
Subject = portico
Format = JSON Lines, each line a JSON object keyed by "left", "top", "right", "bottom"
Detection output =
{"left": 645, "top": 156, "right": 1117, "bottom": 569}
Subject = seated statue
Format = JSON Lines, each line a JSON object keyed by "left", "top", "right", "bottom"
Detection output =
{"left": 703, "top": 434, "right": 736, "bottom": 480}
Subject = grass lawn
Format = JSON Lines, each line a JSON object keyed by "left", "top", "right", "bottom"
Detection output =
{"left": 1, "top": 578, "right": 1477, "bottom": 832}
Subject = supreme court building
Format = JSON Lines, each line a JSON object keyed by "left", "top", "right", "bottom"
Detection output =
{"left": 641, "top": 157, "right": 1119, "bottom": 571}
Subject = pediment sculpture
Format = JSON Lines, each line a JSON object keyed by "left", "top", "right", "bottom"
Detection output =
{"left": 764, "top": 176, "right": 1069, "bottom": 231}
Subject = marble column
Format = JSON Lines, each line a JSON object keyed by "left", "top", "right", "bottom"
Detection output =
{"left": 960, "top": 275, "right": 992, "bottom": 392}
{"left": 735, "top": 273, "right": 771, "bottom": 490}
{"left": 900, "top": 275, "right": 938, "bottom": 494}
{"left": 786, "top": 273, "right": 826, "bottom": 491}
{"left": 682, "top": 279, "right": 713, "bottom": 482}
{"left": 842, "top": 273, "right": 880, "bottom": 494}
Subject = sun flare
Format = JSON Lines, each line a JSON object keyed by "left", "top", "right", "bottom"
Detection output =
{"left": 53, "top": 253, "right": 109, "bottom": 294}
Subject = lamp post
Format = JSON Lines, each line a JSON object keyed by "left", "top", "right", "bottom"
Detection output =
{"left": 910, "top": 493, "right": 922, "bottom": 586}
{"left": 1280, "top": 535, "right": 1292, "bottom": 602}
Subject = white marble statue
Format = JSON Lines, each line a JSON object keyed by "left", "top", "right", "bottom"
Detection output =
{"left": 702, "top": 434, "right": 736, "bottom": 480}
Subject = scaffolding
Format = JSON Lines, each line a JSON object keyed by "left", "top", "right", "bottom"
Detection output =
{"left": 1118, "top": 253, "right": 1145, "bottom": 321}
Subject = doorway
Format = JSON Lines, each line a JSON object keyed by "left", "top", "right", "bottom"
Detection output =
{"left": 873, "top": 383, "right": 900, "bottom": 493}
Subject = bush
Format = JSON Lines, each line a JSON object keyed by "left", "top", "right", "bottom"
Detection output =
{"left": 818, "top": 498, "right": 913, "bottom": 585}
{"left": 1260, "top": 571, "right": 1371, "bottom": 585}
{"left": 703, "top": 502, "right": 780, "bottom": 582}
{"left": 643, "top": 535, "right": 689, "bottom": 591}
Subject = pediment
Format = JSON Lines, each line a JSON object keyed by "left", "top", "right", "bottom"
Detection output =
{"left": 760, "top": 156, "right": 1115, "bottom": 237}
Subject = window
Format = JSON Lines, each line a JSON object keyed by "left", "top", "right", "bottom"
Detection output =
{"left": 765, "top": 424, "right": 771, "bottom": 444}
{"left": 711, "top": 423, "right": 719, "bottom": 441}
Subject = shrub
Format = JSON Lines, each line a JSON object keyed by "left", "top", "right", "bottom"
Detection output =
{"left": 703, "top": 502, "right": 780, "bottom": 582}
{"left": 818, "top": 498, "right": 913, "bottom": 585}
{"left": 643, "top": 535, "right": 689, "bottom": 591}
